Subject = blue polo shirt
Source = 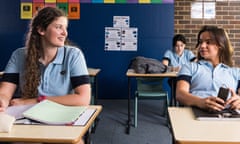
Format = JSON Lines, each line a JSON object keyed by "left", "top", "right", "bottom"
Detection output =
{"left": 2, "top": 46, "right": 90, "bottom": 97}
{"left": 162, "top": 49, "right": 196, "bottom": 67}
{"left": 177, "top": 60, "right": 240, "bottom": 98}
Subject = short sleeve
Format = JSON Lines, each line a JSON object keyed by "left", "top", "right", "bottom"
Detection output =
{"left": 66, "top": 47, "right": 89, "bottom": 77}
{"left": 4, "top": 48, "right": 25, "bottom": 74}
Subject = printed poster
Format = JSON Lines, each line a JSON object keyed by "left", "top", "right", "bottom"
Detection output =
{"left": 113, "top": 16, "right": 129, "bottom": 28}
{"left": 68, "top": 3, "right": 80, "bottom": 19}
{"left": 32, "top": 3, "right": 44, "bottom": 16}
{"left": 105, "top": 27, "right": 121, "bottom": 51}
{"left": 21, "top": 3, "right": 33, "bottom": 19}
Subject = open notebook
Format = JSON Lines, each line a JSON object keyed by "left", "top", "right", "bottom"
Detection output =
{"left": 22, "top": 100, "right": 87, "bottom": 125}
{"left": 191, "top": 106, "right": 240, "bottom": 121}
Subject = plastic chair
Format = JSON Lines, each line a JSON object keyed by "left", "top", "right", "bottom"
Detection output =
{"left": 134, "top": 77, "right": 169, "bottom": 127}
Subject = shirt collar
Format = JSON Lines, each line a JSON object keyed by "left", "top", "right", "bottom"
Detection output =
{"left": 52, "top": 47, "right": 65, "bottom": 65}
{"left": 198, "top": 60, "right": 229, "bottom": 69}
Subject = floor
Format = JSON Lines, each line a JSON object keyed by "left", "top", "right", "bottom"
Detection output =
{"left": 91, "top": 99, "right": 173, "bottom": 144}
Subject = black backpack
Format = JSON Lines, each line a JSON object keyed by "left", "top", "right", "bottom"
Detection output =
{"left": 129, "top": 56, "right": 167, "bottom": 74}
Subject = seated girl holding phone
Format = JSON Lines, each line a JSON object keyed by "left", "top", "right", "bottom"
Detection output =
{"left": 176, "top": 25, "right": 240, "bottom": 112}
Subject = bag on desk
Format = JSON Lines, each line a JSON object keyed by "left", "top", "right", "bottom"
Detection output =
{"left": 129, "top": 56, "right": 167, "bottom": 74}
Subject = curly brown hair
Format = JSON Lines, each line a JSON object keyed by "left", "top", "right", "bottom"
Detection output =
{"left": 22, "top": 7, "right": 67, "bottom": 98}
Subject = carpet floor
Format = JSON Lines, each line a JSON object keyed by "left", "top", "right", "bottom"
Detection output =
{"left": 91, "top": 99, "right": 173, "bottom": 144}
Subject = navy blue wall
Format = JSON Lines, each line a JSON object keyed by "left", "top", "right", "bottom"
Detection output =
{"left": 0, "top": 1, "right": 174, "bottom": 99}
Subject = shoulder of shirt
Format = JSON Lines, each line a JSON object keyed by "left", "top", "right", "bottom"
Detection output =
{"left": 12, "top": 47, "right": 26, "bottom": 55}
{"left": 64, "top": 45, "right": 82, "bottom": 52}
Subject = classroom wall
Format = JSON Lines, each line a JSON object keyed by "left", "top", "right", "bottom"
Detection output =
{"left": 175, "top": 0, "right": 240, "bottom": 66}
{"left": 0, "top": 1, "right": 174, "bottom": 99}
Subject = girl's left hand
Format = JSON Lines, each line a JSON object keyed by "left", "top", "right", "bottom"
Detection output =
{"left": 225, "top": 88, "right": 240, "bottom": 110}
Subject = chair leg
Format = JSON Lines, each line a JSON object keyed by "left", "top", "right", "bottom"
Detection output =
{"left": 134, "top": 95, "right": 138, "bottom": 128}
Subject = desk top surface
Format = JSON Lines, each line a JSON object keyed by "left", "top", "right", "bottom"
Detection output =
{"left": 126, "top": 69, "right": 177, "bottom": 77}
{"left": 168, "top": 107, "right": 240, "bottom": 144}
{"left": 0, "top": 105, "right": 102, "bottom": 144}
{"left": 0, "top": 68, "right": 101, "bottom": 77}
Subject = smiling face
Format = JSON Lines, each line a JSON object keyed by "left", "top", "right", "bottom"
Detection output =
{"left": 38, "top": 16, "right": 68, "bottom": 48}
{"left": 198, "top": 31, "right": 220, "bottom": 64}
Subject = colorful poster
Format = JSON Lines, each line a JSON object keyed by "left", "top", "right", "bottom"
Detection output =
{"left": 151, "top": 0, "right": 162, "bottom": 3}
{"left": 21, "top": 0, "right": 32, "bottom": 2}
{"left": 139, "top": 0, "right": 150, "bottom": 3}
{"left": 21, "top": 3, "right": 33, "bottom": 19}
{"left": 32, "top": 3, "right": 44, "bottom": 16}
{"left": 45, "top": 0, "right": 56, "bottom": 2}
{"left": 33, "top": 0, "right": 44, "bottom": 2}
{"left": 104, "top": 0, "right": 115, "bottom": 3}
{"left": 68, "top": 0, "right": 80, "bottom": 2}
{"left": 92, "top": 0, "right": 103, "bottom": 3}
{"left": 57, "top": 0, "right": 67, "bottom": 2}
{"left": 115, "top": 0, "right": 127, "bottom": 3}
{"left": 44, "top": 3, "right": 56, "bottom": 7}
{"left": 57, "top": 3, "right": 68, "bottom": 14}
{"left": 68, "top": 3, "right": 80, "bottom": 19}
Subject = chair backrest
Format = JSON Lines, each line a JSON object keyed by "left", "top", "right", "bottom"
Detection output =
{"left": 136, "top": 78, "right": 164, "bottom": 92}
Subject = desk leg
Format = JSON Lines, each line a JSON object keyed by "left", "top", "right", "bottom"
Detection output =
{"left": 170, "top": 78, "right": 176, "bottom": 106}
{"left": 84, "top": 129, "right": 92, "bottom": 144}
{"left": 126, "top": 77, "right": 131, "bottom": 134}
{"left": 91, "top": 76, "right": 100, "bottom": 134}
{"left": 94, "top": 75, "right": 98, "bottom": 105}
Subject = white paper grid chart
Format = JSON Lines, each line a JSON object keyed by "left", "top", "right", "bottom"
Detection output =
{"left": 104, "top": 16, "right": 138, "bottom": 51}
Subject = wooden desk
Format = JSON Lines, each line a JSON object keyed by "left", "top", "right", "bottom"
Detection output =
{"left": 126, "top": 69, "right": 177, "bottom": 134}
{"left": 168, "top": 107, "right": 240, "bottom": 144}
{"left": 88, "top": 68, "right": 101, "bottom": 105}
{"left": 0, "top": 105, "right": 102, "bottom": 144}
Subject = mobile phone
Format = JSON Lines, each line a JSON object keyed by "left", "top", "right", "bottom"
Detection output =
{"left": 217, "top": 87, "right": 229, "bottom": 101}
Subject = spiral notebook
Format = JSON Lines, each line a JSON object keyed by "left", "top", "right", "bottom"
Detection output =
{"left": 191, "top": 107, "right": 240, "bottom": 121}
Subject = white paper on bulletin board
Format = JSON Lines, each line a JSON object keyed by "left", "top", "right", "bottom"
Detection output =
{"left": 105, "top": 27, "right": 121, "bottom": 39}
{"left": 105, "top": 39, "right": 121, "bottom": 51}
{"left": 204, "top": 2, "right": 215, "bottom": 19}
{"left": 113, "top": 16, "right": 130, "bottom": 28}
{"left": 104, "top": 27, "right": 121, "bottom": 51}
{"left": 121, "top": 27, "right": 138, "bottom": 51}
{"left": 191, "top": 2, "right": 202, "bottom": 19}
{"left": 121, "top": 27, "right": 137, "bottom": 40}
{"left": 121, "top": 40, "right": 137, "bottom": 51}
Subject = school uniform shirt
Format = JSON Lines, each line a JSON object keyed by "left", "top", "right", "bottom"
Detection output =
{"left": 2, "top": 46, "right": 90, "bottom": 97}
{"left": 162, "top": 49, "right": 196, "bottom": 67}
{"left": 177, "top": 60, "right": 240, "bottom": 99}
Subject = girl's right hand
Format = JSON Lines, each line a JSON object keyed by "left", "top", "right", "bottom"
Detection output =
{"left": 202, "top": 96, "right": 225, "bottom": 112}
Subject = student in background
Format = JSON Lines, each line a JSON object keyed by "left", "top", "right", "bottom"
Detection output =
{"left": 176, "top": 25, "right": 240, "bottom": 111}
{"left": 162, "top": 34, "right": 196, "bottom": 104}
{"left": 0, "top": 7, "right": 91, "bottom": 112}
{"left": 162, "top": 34, "right": 196, "bottom": 72}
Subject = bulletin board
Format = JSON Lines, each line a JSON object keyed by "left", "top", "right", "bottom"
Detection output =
{"left": 20, "top": 0, "right": 173, "bottom": 20}
{"left": 20, "top": 0, "right": 80, "bottom": 19}
{"left": 80, "top": 0, "right": 173, "bottom": 4}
